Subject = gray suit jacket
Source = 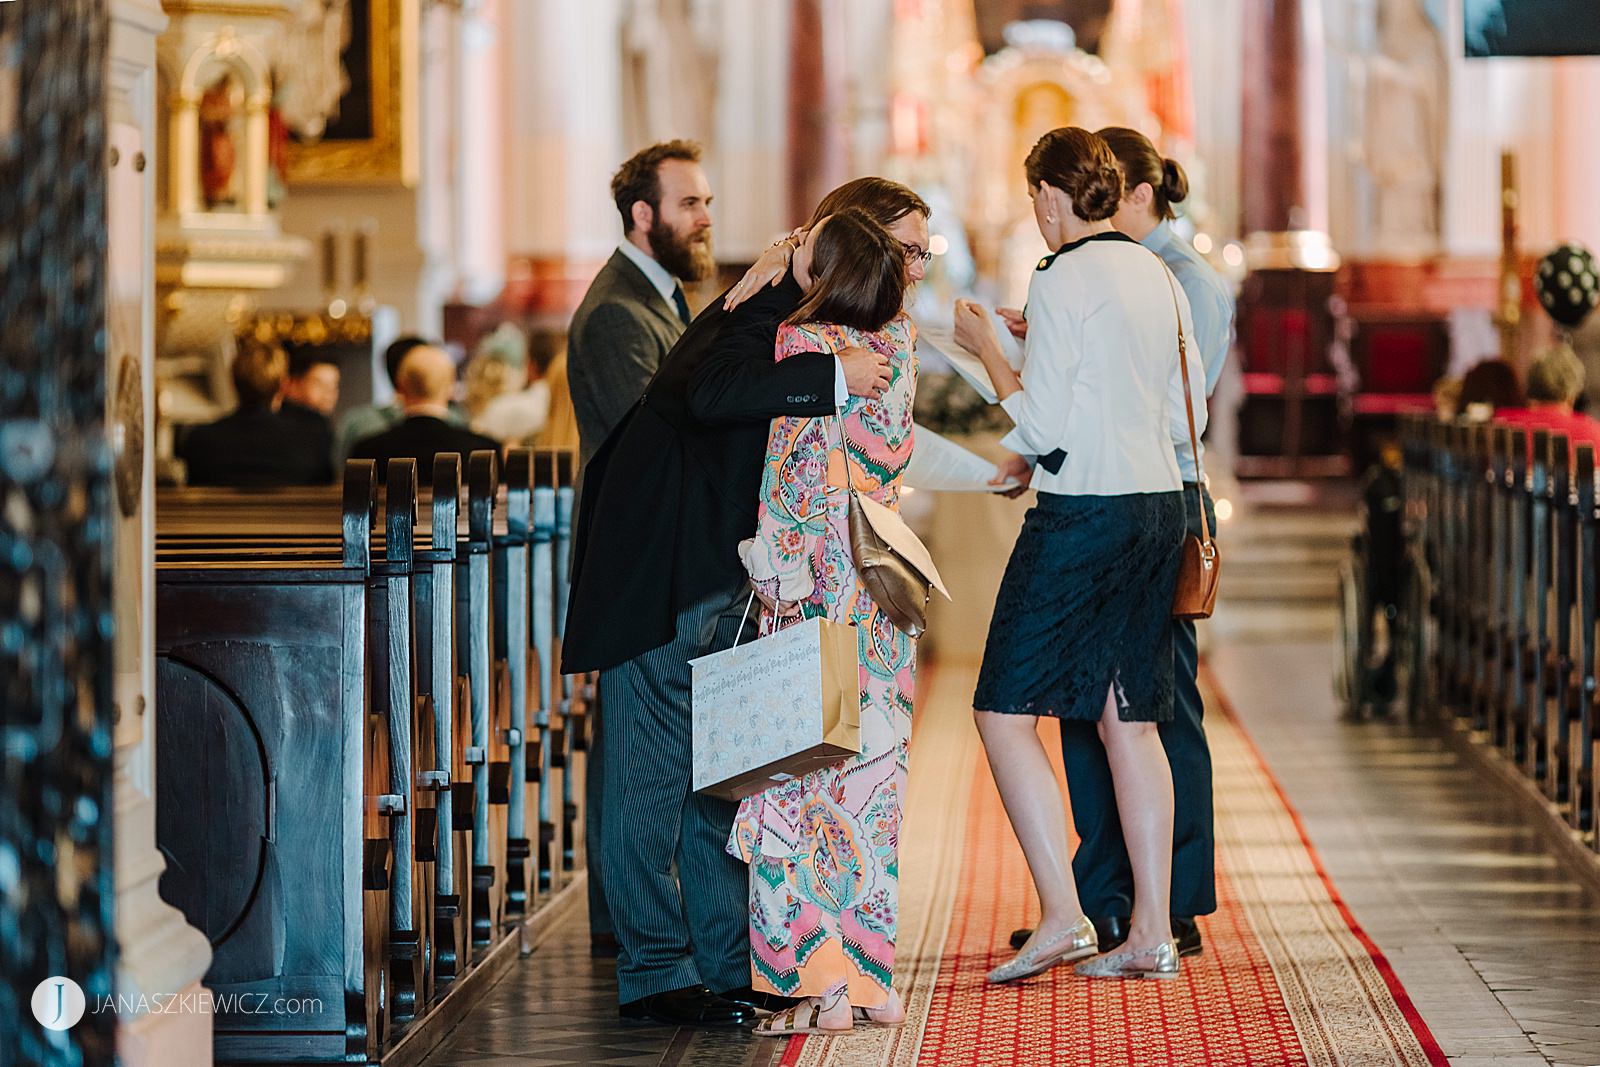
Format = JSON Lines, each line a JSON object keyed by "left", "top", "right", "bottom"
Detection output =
{"left": 567, "top": 250, "right": 687, "bottom": 473}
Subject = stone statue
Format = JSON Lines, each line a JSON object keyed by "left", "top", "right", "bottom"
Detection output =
{"left": 1365, "top": 0, "right": 1445, "bottom": 253}
{"left": 275, "top": 0, "right": 352, "bottom": 141}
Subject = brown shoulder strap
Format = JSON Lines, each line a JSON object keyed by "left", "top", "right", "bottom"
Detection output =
{"left": 1158, "top": 260, "right": 1211, "bottom": 548}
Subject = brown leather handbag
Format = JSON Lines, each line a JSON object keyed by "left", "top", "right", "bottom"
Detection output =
{"left": 1162, "top": 264, "right": 1222, "bottom": 620}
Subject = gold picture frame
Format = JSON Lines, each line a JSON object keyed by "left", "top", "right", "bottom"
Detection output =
{"left": 286, "top": 0, "right": 418, "bottom": 187}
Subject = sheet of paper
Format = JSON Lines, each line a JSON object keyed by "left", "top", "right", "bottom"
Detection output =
{"left": 917, "top": 306, "right": 1025, "bottom": 405}
{"left": 903, "top": 426, "right": 1022, "bottom": 493}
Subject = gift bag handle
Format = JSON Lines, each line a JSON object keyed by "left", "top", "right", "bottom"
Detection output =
{"left": 730, "top": 588, "right": 813, "bottom": 649}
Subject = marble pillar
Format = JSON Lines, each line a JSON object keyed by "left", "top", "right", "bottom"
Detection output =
{"left": 1239, "top": 0, "right": 1339, "bottom": 270}
{"left": 109, "top": 1, "right": 217, "bottom": 1063}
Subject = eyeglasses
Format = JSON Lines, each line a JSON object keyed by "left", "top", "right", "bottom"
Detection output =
{"left": 901, "top": 243, "right": 933, "bottom": 266}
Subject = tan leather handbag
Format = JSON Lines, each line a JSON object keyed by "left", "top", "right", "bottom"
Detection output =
{"left": 830, "top": 409, "right": 949, "bottom": 637}
{"left": 1161, "top": 265, "right": 1222, "bottom": 620}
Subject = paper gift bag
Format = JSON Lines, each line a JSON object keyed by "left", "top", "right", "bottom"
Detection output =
{"left": 690, "top": 615, "right": 861, "bottom": 801}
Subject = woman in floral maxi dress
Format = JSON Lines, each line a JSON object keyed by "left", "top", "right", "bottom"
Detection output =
{"left": 730, "top": 214, "right": 918, "bottom": 1035}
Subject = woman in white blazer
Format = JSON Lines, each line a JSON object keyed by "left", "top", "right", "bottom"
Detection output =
{"left": 953, "top": 126, "right": 1205, "bottom": 983}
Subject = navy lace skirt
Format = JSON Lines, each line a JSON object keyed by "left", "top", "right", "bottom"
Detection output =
{"left": 974, "top": 491, "right": 1185, "bottom": 722}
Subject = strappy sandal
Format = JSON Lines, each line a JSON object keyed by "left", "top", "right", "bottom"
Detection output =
{"left": 852, "top": 1006, "right": 906, "bottom": 1029}
{"left": 753, "top": 999, "right": 853, "bottom": 1037}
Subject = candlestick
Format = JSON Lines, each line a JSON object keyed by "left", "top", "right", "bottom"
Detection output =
{"left": 321, "top": 228, "right": 338, "bottom": 297}
{"left": 353, "top": 220, "right": 376, "bottom": 314}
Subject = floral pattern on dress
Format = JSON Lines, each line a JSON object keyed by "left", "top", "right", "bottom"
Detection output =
{"left": 729, "top": 314, "right": 918, "bottom": 1009}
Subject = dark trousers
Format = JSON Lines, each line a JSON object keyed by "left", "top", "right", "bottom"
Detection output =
{"left": 596, "top": 585, "right": 753, "bottom": 1003}
{"left": 585, "top": 701, "right": 613, "bottom": 939}
{"left": 1061, "top": 482, "right": 1217, "bottom": 920}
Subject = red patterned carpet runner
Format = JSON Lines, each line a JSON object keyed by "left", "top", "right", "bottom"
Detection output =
{"left": 779, "top": 667, "right": 1447, "bottom": 1067}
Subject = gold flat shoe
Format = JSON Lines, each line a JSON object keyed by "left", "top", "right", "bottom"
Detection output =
{"left": 1074, "top": 938, "right": 1180, "bottom": 980}
{"left": 986, "top": 915, "right": 1098, "bottom": 983}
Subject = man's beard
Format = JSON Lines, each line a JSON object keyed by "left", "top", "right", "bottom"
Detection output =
{"left": 648, "top": 218, "right": 715, "bottom": 282}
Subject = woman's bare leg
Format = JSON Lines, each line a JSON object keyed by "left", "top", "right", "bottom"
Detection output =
{"left": 1097, "top": 687, "right": 1175, "bottom": 953}
{"left": 975, "top": 710, "right": 1084, "bottom": 949}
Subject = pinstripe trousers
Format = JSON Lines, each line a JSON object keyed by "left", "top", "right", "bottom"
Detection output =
{"left": 597, "top": 584, "right": 754, "bottom": 1004}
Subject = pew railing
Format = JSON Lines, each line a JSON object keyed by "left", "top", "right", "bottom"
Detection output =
{"left": 1396, "top": 415, "right": 1599, "bottom": 857}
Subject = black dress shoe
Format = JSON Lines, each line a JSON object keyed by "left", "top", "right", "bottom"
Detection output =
{"left": 590, "top": 933, "right": 620, "bottom": 959}
{"left": 618, "top": 985, "right": 755, "bottom": 1027}
{"left": 716, "top": 984, "right": 798, "bottom": 1014}
{"left": 1009, "top": 915, "right": 1130, "bottom": 952}
{"left": 1173, "top": 916, "right": 1203, "bottom": 958}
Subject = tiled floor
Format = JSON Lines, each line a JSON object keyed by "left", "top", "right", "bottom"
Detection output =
{"left": 417, "top": 498, "right": 1600, "bottom": 1066}
{"left": 1210, "top": 636, "right": 1600, "bottom": 1067}
{"left": 413, "top": 908, "right": 784, "bottom": 1067}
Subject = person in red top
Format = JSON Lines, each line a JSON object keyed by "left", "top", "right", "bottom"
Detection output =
{"left": 1496, "top": 345, "right": 1600, "bottom": 458}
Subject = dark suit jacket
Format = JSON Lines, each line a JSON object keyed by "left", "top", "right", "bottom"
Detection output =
{"left": 279, "top": 400, "right": 336, "bottom": 484}
{"left": 348, "top": 415, "right": 501, "bottom": 477}
{"left": 567, "top": 250, "right": 687, "bottom": 474}
{"left": 178, "top": 405, "right": 335, "bottom": 488}
{"left": 563, "top": 273, "right": 833, "bottom": 673}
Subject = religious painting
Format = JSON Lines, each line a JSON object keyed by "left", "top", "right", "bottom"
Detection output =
{"left": 199, "top": 69, "right": 246, "bottom": 209}
{"left": 974, "top": 0, "right": 1114, "bottom": 55}
{"left": 286, "top": 0, "right": 417, "bottom": 186}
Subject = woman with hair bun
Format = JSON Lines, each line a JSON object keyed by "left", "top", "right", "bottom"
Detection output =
{"left": 1001, "top": 127, "right": 1236, "bottom": 963}
{"left": 952, "top": 126, "right": 1206, "bottom": 983}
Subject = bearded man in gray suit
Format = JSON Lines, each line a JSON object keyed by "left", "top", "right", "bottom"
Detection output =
{"left": 565, "top": 139, "right": 714, "bottom": 962}
{"left": 569, "top": 140, "right": 714, "bottom": 472}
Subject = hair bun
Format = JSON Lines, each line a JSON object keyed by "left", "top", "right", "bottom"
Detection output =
{"left": 1161, "top": 158, "right": 1190, "bottom": 206}
{"left": 1073, "top": 161, "right": 1124, "bottom": 223}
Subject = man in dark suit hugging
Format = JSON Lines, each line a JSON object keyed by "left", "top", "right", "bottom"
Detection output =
{"left": 565, "top": 173, "right": 917, "bottom": 1028}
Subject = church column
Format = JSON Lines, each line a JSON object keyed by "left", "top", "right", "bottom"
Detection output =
{"left": 501, "top": 0, "right": 624, "bottom": 315}
{"left": 786, "top": 0, "right": 850, "bottom": 227}
{"left": 109, "top": 1, "right": 216, "bottom": 1061}
{"left": 1236, "top": 0, "right": 1341, "bottom": 477}
{"left": 1239, "top": 0, "right": 1337, "bottom": 268}
{"left": 1553, "top": 61, "right": 1600, "bottom": 252}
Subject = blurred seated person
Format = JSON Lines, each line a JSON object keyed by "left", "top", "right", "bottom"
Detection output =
{"left": 1457, "top": 358, "right": 1523, "bottom": 421}
{"left": 463, "top": 322, "right": 551, "bottom": 445}
{"left": 283, "top": 345, "right": 341, "bottom": 416}
{"left": 533, "top": 351, "right": 579, "bottom": 453}
{"left": 348, "top": 343, "right": 500, "bottom": 475}
{"left": 178, "top": 342, "right": 336, "bottom": 487}
{"left": 280, "top": 345, "right": 339, "bottom": 473}
{"left": 1497, "top": 344, "right": 1600, "bottom": 454}
{"left": 1431, "top": 375, "right": 1462, "bottom": 422}
{"left": 335, "top": 335, "right": 468, "bottom": 464}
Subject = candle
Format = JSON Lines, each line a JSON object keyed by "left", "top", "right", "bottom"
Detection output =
{"left": 353, "top": 226, "right": 369, "bottom": 292}
{"left": 321, "top": 229, "right": 338, "bottom": 294}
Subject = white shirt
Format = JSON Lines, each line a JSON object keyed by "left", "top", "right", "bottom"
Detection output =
{"left": 472, "top": 381, "right": 552, "bottom": 443}
{"left": 616, "top": 238, "right": 680, "bottom": 306}
{"left": 1000, "top": 232, "right": 1206, "bottom": 496}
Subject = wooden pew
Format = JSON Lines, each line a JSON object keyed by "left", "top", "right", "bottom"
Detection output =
{"left": 1570, "top": 444, "right": 1596, "bottom": 835}
{"left": 549, "top": 451, "right": 588, "bottom": 876}
{"left": 155, "top": 464, "right": 394, "bottom": 1063}
{"left": 153, "top": 446, "right": 601, "bottom": 1063}
{"left": 1403, "top": 420, "right": 1600, "bottom": 857}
